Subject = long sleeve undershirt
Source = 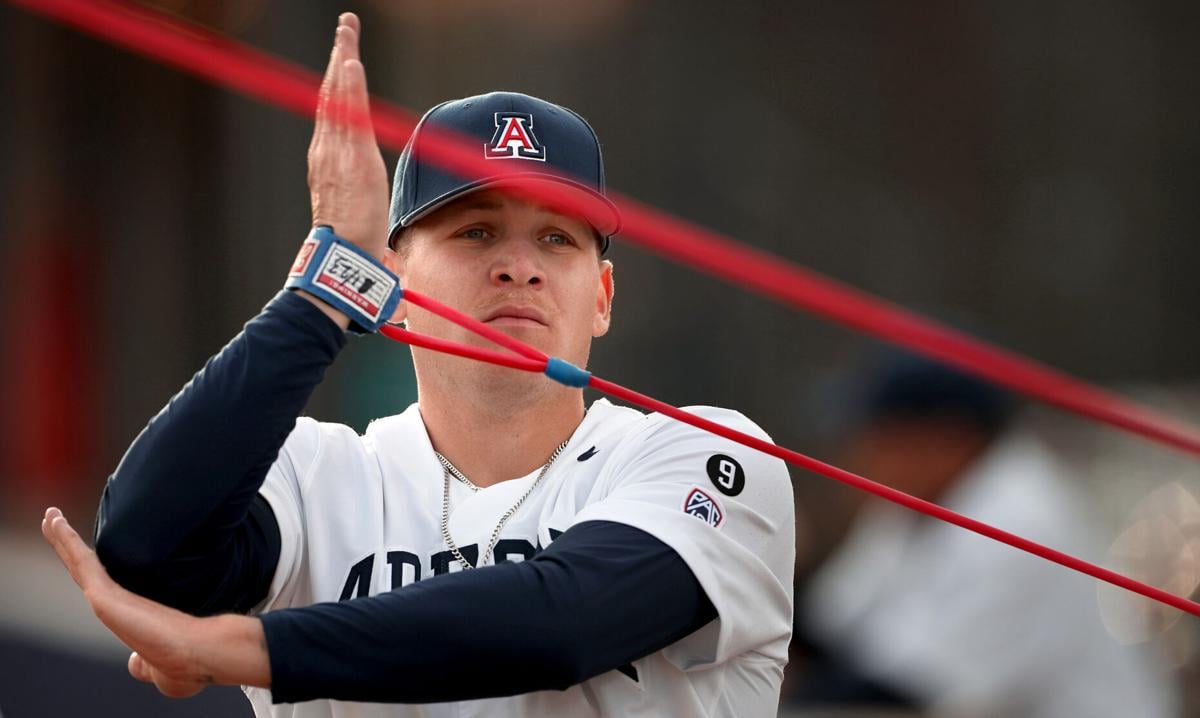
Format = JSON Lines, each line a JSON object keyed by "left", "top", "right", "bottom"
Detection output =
{"left": 92, "top": 288, "right": 717, "bottom": 702}
{"left": 264, "top": 519, "right": 717, "bottom": 704}
{"left": 94, "top": 290, "right": 347, "bottom": 614}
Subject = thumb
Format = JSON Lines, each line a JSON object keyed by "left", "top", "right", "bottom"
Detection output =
{"left": 129, "top": 651, "right": 205, "bottom": 698}
{"left": 128, "top": 651, "right": 153, "bottom": 683}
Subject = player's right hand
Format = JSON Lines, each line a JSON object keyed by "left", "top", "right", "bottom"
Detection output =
{"left": 307, "top": 13, "right": 389, "bottom": 260}
{"left": 41, "top": 507, "right": 271, "bottom": 696}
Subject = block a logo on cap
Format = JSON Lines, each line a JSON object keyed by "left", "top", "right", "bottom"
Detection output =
{"left": 485, "top": 112, "right": 546, "bottom": 162}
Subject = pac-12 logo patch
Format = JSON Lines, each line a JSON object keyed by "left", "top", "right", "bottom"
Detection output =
{"left": 684, "top": 487, "right": 724, "bottom": 528}
{"left": 706, "top": 454, "right": 745, "bottom": 496}
{"left": 485, "top": 112, "right": 546, "bottom": 161}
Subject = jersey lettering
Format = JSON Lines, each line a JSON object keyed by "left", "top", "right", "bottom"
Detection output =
{"left": 387, "top": 551, "right": 421, "bottom": 589}
{"left": 340, "top": 532, "right": 568, "bottom": 597}
{"left": 431, "top": 544, "right": 479, "bottom": 575}
{"left": 493, "top": 538, "right": 536, "bottom": 564}
{"left": 339, "top": 554, "right": 374, "bottom": 601}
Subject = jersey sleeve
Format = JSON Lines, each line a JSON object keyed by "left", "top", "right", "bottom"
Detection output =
{"left": 254, "top": 416, "right": 322, "bottom": 613}
{"left": 569, "top": 406, "right": 795, "bottom": 669}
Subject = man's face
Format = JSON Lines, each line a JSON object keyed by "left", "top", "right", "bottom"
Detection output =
{"left": 386, "top": 189, "right": 614, "bottom": 373}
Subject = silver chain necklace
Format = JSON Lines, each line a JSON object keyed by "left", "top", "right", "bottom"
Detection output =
{"left": 436, "top": 440, "right": 569, "bottom": 571}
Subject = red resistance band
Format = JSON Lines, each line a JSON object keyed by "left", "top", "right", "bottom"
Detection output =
{"left": 10, "top": 0, "right": 1200, "bottom": 458}
{"left": 387, "top": 288, "right": 1200, "bottom": 620}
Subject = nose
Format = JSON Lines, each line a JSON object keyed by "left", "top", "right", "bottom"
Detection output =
{"left": 489, "top": 241, "right": 544, "bottom": 288}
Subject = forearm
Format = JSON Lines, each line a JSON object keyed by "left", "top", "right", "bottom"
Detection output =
{"left": 94, "top": 289, "right": 347, "bottom": 610}
{"left": 261, "top": 521, "right": 717, "bottom": 704}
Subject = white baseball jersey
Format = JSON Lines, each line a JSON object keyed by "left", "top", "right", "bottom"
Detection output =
{"left": 245, "top": 398, "right": 795, "bottom": 717}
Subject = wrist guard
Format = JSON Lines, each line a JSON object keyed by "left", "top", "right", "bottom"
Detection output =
{"left": 285, "top": 226, "right": 402, "bottom": 333}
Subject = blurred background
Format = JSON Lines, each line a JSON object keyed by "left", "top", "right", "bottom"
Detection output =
{"left": 1, "top": 0, "right": 1199, "bottom": 715}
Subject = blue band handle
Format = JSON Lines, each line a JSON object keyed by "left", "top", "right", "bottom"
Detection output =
{"left": 544, "top": 357, "right": 591, "bottom": 388}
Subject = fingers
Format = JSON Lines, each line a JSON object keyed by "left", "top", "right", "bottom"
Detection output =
{"left": 155, "top": 676, "right": 205, "bottom": 699}
{"left": 40, "top": 509, "right": 192, "bottom": 666}
{"left": 329, "top": 27, "right": 348, "bottom": 140}
{"left": 41, "top": 508, "right": 111, "bottom": 595}
{"left": 41, "top": 509, "right": 218, "bottom": 699}
{"left": 129, "top": 651, "right": 153, "bottom": 683}
{"left": 305, "top": 12, "right": 388, "bottom": 251}
{"left": 311, "top": 20, "right": 343, "bottom": 155}
{"left": 311, "top": 14, "right": 358, "bottom": 156}
{"left": 339, "top": 21, "right": 361, "bottom": 65}
{"left": 129, "top": 652, "right": 205, "bottom": 698}
{"left": 333, "top": 17, "right": 370, "bottom": 141}
{"left": 342, "top": 58, "right": 376, "bottom": 145}
{"left": 332, "top": 19, "right": 378, "bottom": 176}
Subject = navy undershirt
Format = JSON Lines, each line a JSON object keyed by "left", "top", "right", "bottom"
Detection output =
{"left": 93, "top": 289, "right": 717, "bottom": 703}
{"left": 265, "top": 519, "right": 714, "bottom": 703}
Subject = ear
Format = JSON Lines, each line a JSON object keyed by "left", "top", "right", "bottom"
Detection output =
{"left": 592, "top": 260, "right": 614, "bottom": 337}
{"left": 382, "top": 247, "right": 407, "bottom": 324}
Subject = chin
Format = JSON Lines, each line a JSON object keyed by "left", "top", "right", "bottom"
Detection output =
{"left": 473, "top": 365, "right": 562, "bottom": 407}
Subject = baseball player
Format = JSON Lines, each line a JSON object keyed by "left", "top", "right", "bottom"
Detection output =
{"left": 41, "top": 13, "right": 794, "bottom": 717}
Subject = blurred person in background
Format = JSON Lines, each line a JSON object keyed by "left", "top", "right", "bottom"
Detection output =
{"left": 785, "top": 351, "right": 1178, "bottom": 717}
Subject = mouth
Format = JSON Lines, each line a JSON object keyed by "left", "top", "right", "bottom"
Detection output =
{"left": 482, "top": 305, "right": 549, "bottom": 328}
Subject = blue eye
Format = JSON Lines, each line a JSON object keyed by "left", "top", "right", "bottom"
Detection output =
{"left": 543, "top": 232, "right": 573, "bottom": 246}
{"left": 460, "top": 227, "right": 489, "bottom": 239}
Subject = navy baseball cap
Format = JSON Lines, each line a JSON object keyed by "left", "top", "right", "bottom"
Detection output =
{"left": 388, "top": 91, "right": 620, "bottom": 253}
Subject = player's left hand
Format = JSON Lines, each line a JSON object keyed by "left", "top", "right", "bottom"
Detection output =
{"left": 308, "top": 12, "right": 389, "bottom": 257}
{"left": 40, "top": 507, "right": 271, "bottom": 696}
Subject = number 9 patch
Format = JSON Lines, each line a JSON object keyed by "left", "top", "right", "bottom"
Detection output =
{"left": 706, "top": 454, "right": 745, "bottom": 496}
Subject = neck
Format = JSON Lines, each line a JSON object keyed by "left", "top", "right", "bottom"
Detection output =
{"left": 419, "top": 383, "right": 586, "bottom": 488}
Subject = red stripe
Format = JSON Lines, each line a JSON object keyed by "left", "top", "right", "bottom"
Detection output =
{"left": 14, "top": 0, "right": 1200, "bottom": 612}
{"left": 17, "top": 0, "right": 1192, "bottom": 610}
{"left": 379, "top": 324, "right": 545, "bottom": 373}
{"left": 374, "top": 319, "right": 1200, "bottom": 618}
{"left": 402, "top": 290, "right": 548, "bottom": 362}
{"left": 588, "top": 375, "right": 1200, "bottom": 617}
{"left": 11, "top": 0, "right": 1200, "bottom": 456}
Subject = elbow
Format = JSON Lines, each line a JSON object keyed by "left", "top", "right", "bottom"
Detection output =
{"left": 92, "top": 481, "right": 173, "bottom": 580}
{"left": 94, "top": 517, "right": 165, "bottom": 588}
{"left": 93, "top": 527, "right": 140, "bottom": 581}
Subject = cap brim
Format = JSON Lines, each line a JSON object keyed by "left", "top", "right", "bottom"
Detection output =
{"left": 398, "top": 173, "right": 621, "bottom": 241}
